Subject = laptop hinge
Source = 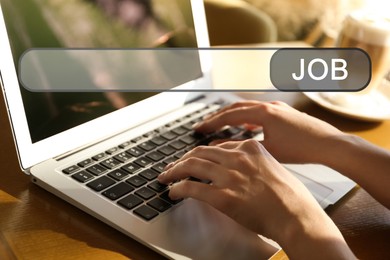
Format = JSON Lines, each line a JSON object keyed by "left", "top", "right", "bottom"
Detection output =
{"left": 184, "top": 94, "right": 206, "bottom": 104}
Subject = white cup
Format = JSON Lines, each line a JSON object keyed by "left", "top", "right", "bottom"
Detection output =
{"left": 336, "top": 10, "right": 390, "bottom": 95}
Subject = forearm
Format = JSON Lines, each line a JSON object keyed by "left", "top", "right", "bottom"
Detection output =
{"left": 321, "top": 134, "right": 390, "bottom": 209}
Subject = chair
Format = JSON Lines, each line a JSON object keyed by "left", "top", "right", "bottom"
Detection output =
{"left": 204, "top": 0, "right": 277, "bottom": 46}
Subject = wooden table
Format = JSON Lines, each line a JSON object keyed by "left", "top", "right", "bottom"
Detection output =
{"left": 1, "top": 90, "right": 389, "bottom": 260}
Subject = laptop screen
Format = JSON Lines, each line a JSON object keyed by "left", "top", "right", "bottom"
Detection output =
{"left": 0, "top": 0, "right": 201, "bottom": 143}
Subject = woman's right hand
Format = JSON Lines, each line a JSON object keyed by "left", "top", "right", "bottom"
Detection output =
{"left": 194, "top": 100, "right": 344, "bottom": 164}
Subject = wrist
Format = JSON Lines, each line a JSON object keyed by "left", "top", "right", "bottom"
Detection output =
{"left": 319, "top": 133, "right": 379, "bottom": 179}
{"left": 277, "top": 208, "right": 355, "bottom": 259}
{"left": 320, "top": 133, "right": 390, "bottom": 208}
{"left": 318, "top": 133, "right": 359, "bottom": 171}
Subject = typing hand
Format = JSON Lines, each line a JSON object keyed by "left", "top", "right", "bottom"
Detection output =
{"left": 158, "top": 140, "right": 323, "bottom": 239}
{"left": 193, "top": 101, "right": 344, "bottom": 164}
{"left": 157, "top": 139, "right": 355, "bottom": 259}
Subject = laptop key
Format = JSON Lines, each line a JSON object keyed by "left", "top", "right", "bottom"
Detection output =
{"left": 146, "top": 151, "right": 164, "bottom": 162}
{"left": 174, "top": 150, "right": 187, "bottom": 159}
{"left": 147, "top": 180, "right": 168, "bottom": 192}
{"left": 77, "top": 158, "right": 93, "bottom": 168}
{"left": 143, "top": 130, "right": 157, "bottom": 138}
{"left": 135, "top": 187, "right": 157, "bottom": 200}
{"left": 172, "top": 126, "right": 187, "bottom": 136}
{"left": 139, "top": 169, "right": 159, "bottom": 181}
{"left": 126, "top": 175, "right": 147, "bottom": 188}
{"left": 161, "top": 131, "right": 177, "bottom": 140}
{"left": 134, "top": 157, "right": 153, "bottom": 167}
{"left": 72, "top": 171, "right": 94, "bottom": 183}
{"left": 185, "top": 145, "right": 196, "bottom": 152}
{"left": 131, "top": 136, "right": 144, "bottom": 143}
{"left": 139, "top": 141, "right": 156, "bottom": 152}
{"left": 182, "top": 122, "right": 194, "bottom": 131}
{"left": 101, "top": 158, "right": 122, "bottom": 169}
{"left": 147, "top": 198, "right": 171, "bottom": 212}
{"left": 169, "top": 140, "right": 186, "bottom": 150}
{"left": 113, "top": 152, "right": 132, "bottom": 163}
{"left": 160, "top": 190, "right": 183, "bottom": 205}
{"left": 152, "top": 163, "right": 166, "bottom": 173}
{"left": 121, "top": 163, "right": 141, "bottom": 174}
{"left": 150, "top": 136, "right": 167, "bottom": 146}
{"left": 86, "top": 164, "right": 108, "bottom": 176}
{"left": 180, "top": 135, "right": 197, "bottom": 145}
{"left": 92, "top": 153, "right": 107, "bottom": 161}
{"left": 106, "top": 147, "right": 120, "bottom": 155}
{"left": 126, "top": 147, "right": 144, "bottom": 157}
{"left": 118, "top": 194, "right": 143, "bottom": 210}
{"left": 163, "top": 157, "right": 176, "bottom": 165}
{"left": 87, "top": 176, "right": 115, "bottom": 191}
{"left": 103, "top": 182, "right": 134, "bottom": 200}
{"left": 119, "top": 141, "right": 132, "bottom": 149}
{"left": 108, "top": 169, "right": 129, "bottom": 181}
{"left": 62, "top": 165, "right": 80, "bottom": 175}
{"left": 157, "top": 145, "right": 175, "bottom": 156}
{"left": 134, "top": 205, "right": 159, "bottom": 221}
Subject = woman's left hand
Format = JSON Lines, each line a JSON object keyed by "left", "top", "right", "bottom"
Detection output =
{"left": 158, "top": 139, "right": 323, "bottom": 241}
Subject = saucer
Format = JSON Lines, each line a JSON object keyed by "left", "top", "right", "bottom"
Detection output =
{"left": 304, "top": 80, "right": 390, "bottom": 122}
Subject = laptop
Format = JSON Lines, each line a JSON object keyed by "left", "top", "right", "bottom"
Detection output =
{"left": 0, "top": 0, "right": 355, "bottom": 259}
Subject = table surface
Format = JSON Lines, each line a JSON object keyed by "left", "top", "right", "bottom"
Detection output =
{"left": 1, "top": 90, "right": 390, "bottom": 260}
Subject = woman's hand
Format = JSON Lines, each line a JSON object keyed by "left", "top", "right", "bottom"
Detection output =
{"left": 193, "top": 101, "right": 344, "bottom": 164}
{"left": 159, "top": 140, "right": 319, "bottom": 238}
{"left": 157, "top": 140, "right": 355, "bottom": 259}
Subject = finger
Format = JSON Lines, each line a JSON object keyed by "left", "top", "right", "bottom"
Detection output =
{"left": 194, "top": 104, "right": 269, "bottom": 133}
{"left": 214, "top": 140, "right": 242, "bottom": 149}
{"left": 209, "top": 138, "right": 245, "bottom": 146}
{"left": 168, "top": 180, "right": 224, "bottom": 208}
{"left": 158, "top": 157, "right": 230, "bottom": 186}
{"left": 172, "top": 145, "right": 236, "bottom": 168}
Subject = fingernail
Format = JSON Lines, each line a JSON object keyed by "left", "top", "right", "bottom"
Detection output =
{"left": 157, "top": 171, "right": 166, "bottom": 181}
{"left": 192, "top": 122, "right": 203, "bottom": 129}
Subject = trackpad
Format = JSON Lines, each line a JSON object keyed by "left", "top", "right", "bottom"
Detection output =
{"left": 287, "top": 167, "right": 333, "bottom": 203}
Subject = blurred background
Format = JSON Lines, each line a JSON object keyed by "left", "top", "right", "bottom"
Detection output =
{"left": 205, "top": 0, "right": 390, "bottom": 47}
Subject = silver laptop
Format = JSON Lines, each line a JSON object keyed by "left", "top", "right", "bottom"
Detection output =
{"left": 0, "top": 1, "right": 355, "bottom": 259}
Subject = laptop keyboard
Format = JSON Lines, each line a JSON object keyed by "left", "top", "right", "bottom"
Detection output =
{"left": 61, "top": 102, "right": 256, "bottom": 221}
